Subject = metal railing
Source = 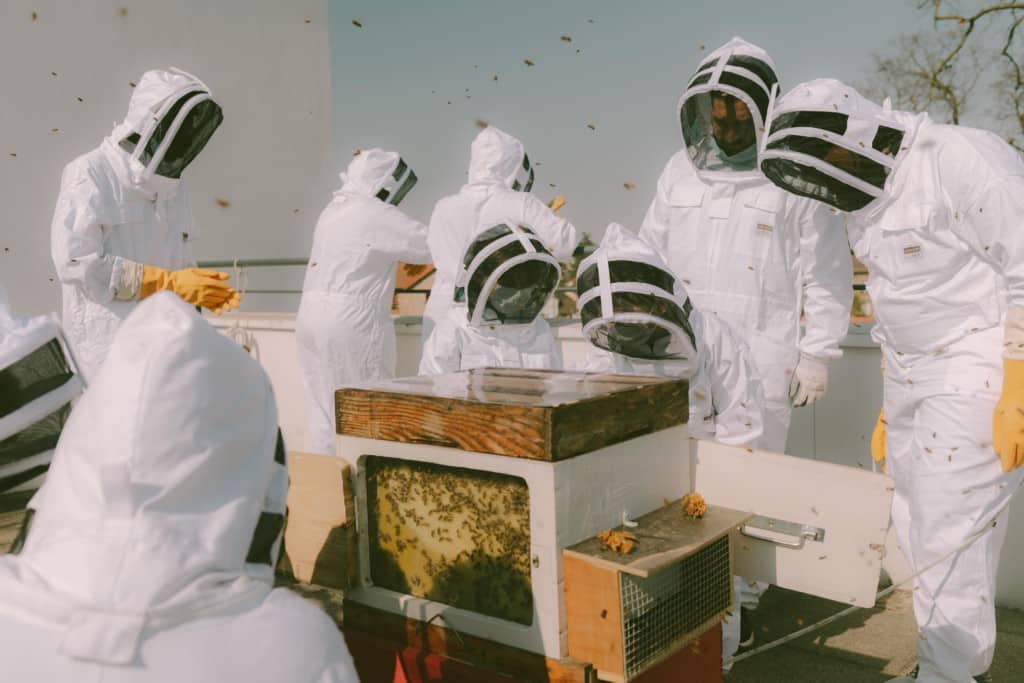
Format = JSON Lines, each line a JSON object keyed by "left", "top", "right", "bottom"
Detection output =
{"left": 197, "top": 257, "right": 868, "bottom": 297}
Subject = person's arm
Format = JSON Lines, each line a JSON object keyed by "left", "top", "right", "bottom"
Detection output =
{"left": 418, "top": 316, "right": 461, "bottom": 375}
{"left": 520, "top": 194, "right": 578, "bottom": 261}
{"left": 794, "top": 198, "right": 853, "bottom": 362}
{"left": 380, "top": 205, "right": 432, "bottom": 264}
{"left": 50, "top": 163, "right": 125, "bottom": 303}
{"left": 948, "top": 133, "right": 1024, "bottom": 470}
{"left": 637, "top": 157, "right": 676, "bottom": 253}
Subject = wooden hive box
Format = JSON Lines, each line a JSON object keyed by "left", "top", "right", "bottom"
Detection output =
{"left": 335, "top": 368, "right": 694, "bottom": 659}
{"left": 563, "top": 501, "right": 751, "bottom": 682}
{"left": 335, "top": 368, "right": 689, "bottom": 461}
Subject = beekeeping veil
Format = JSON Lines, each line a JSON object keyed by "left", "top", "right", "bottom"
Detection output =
{"left": 459, "top": 223, "right": 561, "bottom": 326}
{"left": 760, "top": 78, "right": 917, "bottom": 213}
{"left": 0, "top": 287, "right": 83, "bottom": 494}
{"left": 577, "top": 224, "right": 698, "bottom": 362}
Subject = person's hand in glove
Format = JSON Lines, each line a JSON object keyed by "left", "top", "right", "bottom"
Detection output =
{"left": 871, "top": 409, "right": 886, "bottom": 470}
{"left": 994, "top": 308, "right": 1024, "bottom": 472}
{"left": 789, "top": 354, "right": 828, "bottom": 407}
{"left": 141, "top": 266, "right": 241, "bottom": 313}
{"left": 993, "top": 359, "right": 1024, "bottom": 472}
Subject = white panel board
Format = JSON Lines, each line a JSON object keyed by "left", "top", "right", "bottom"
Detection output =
{"left": 692, "top": 439, "right": 894, "bottom": 607}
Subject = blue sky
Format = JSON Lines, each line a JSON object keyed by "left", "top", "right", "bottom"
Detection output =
{"left": 328, "top": 0, "right": 928, "bottom": 244}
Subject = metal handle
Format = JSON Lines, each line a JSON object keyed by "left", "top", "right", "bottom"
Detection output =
{"left": 741, "top": 525, "right": 806, "bottom": 549}
{"left": 740, "top": 515, "right": 826, "bottom": 549}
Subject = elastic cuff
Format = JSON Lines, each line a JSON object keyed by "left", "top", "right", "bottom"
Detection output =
{"left": 112, "top": 259, "right": 144, "bottom": 301}
{"left": 1005, "top": 307, "right": 1024, "bottom": 361}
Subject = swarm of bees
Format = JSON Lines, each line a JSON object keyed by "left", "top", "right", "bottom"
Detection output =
{"left": 366, "top": 457, "right": 533, "bottom": 624}
{"left": 598, "top": 528, "right": 637, "bottom": 555}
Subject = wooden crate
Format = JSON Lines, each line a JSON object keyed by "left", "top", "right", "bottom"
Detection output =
{"left": 563, "top": 501, "right": 750, "bottom": 682}
{"left": 280, "top": 452, "right": 356, "bottom": 589}
{"left": 336, "top": 368, "right": 688, "bottom": 461}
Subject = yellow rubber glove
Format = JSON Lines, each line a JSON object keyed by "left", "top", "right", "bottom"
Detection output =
{"left": 870, "top": 409, "right": 886, "bottom": 468}
{"left": 141, "top": 266, "right": 241, "bottom": 313}
{"left": 993, "top": 358, "right": 1024, "bottom": 472}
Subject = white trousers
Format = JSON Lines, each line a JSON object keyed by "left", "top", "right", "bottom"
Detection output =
{"left": 884, "top": 327, "right": 1024, "bottom": 683}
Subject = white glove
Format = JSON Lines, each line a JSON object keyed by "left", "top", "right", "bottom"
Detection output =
{"left": 790, "top": 354, "right": 828, "bottom": 407}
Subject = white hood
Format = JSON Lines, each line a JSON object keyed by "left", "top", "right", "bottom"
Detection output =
{"left": 0, "top": 293, "right": 286, "bottom": 665}
{"left": 678, "top": 36, "right": 779, "bottom": 180}
{"left": 336, "top": 147, "right": 416, "bottom": 205}
{"left": 577, "top": 223, "right": 698, "bottom": 362}
{"left": 106, "top": 68, "right": 216, "bottom": 198}
{"left": 466, "top": 126, "right": 528, "bottom": 189}
{"left": 760, "top": 78, "right": 925, "bottom": 213}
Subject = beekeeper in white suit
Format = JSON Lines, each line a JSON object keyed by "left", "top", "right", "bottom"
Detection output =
{"left": 297, "top": 148, "right": 430, "bottom": 455}
{"left": 421, "top": 126, "right": 577, "bottom": 343}
{"left": 759, "top": 78, "right": 1024, "bottom": 683}
{"left": 419, "top": 223, "right": 563, "bottom": 374}
{"left": 51, "top": 68, "right": 239, "bottom": 381}
{"left": 577, "top": 223, "right": 767, "bottom": 661}
{"left": 0, "top": 293, "right": 357, "bottom": 682}
{"left": 0, "top": 285, "right": 83, "bottom": 494}
{"left": 640, "top": 37, "right": 852, "bottom": 453}
{"left": 579, "top": 224, "right": 765, "bottom": 447}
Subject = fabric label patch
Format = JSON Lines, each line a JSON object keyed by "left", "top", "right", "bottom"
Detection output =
{"left": 756, "top": 223, "right": 773, "bottom": 233}
{"left": 903, "top": 244, "right": 922, "bottom": 257}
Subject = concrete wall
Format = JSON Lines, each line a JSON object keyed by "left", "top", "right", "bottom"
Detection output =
{"left": 208, "top": 313, "right": 1024, "bottom": 609}
{"left": 0, "top": 0, "right": 333, "bottom": 316}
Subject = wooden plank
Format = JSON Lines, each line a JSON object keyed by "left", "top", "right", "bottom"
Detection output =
{"left": 564, "top": 553, "right": 624, "bottom": 679}
{"left": 338, "top": 391, "right": 553, "bottom": 460}
{"left": 563, "top": 501, "right": 751, "bottom": 578}
{"left": 343, "top": 600, "right": 596, "bottom": 682}
{"left": 550, "top": 380, "right": 688, "bottom": 460}
{"left": 280, "top": 453, "right": 357, "bottom": 589}
{"left": 337, "top": 370, "right": 689, "bottom": 462}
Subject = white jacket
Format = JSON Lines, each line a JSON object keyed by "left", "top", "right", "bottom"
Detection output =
{"left": 50, "top": 70, "right": 209, "bottom": 381}
{"left": 422, "top": 127, "right": 577, "bottom": 339}
{"left": 583, "top": 307, "right": 765, "bottom": 448}
{"left": 0, "top": 294, "right": 357, "bottom": 682}
{"left": 297, "top": 149, "right": 430, "bottom": 455}
{"left": 419, "top": 304, "right": 562, "bottom": 375}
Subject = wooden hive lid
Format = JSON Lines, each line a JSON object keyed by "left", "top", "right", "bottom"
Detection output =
{"left": 336, "top": 368, "right": 688, "bottom": 461}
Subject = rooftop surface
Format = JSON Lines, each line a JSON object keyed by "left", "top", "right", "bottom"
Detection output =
{"left": 3, "top": 493, "right": 1021, "bottom": 681}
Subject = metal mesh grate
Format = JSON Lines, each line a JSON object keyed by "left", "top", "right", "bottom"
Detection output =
{"left": 619, "top": 534, "right": 731, "bottom": 678}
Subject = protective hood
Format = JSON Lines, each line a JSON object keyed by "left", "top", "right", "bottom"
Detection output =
{"left": 459, "top": 223, "right": 560, "bottom": 326}
{"left": 678, "top": 37, "right": 779, "bottom": 178}
{"left": 577, "top": 223, "right": 697, "bottom": 362}
{"left": 336, "top": 148, "right": 418, "bottom": 206}
{"left": 0, "top": 293, "right": 286, "bottom": 665}
{"left": 760, "top": 78, "right": 923, "bottom": 213}
{"left": 109, "top": 68, "right": 223, "bottom": 196}
{"left": 466, "top": 126, "right": 534, "bottom": 191}
{"left": 0, "top": 288, "right": 82, "bottom": 494}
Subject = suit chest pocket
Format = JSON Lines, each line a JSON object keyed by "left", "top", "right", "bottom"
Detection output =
{"left": 870, "top": 204, "right": 962, "bottom": 284}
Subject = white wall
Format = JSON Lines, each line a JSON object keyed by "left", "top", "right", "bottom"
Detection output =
{"left": 0, "top": 0, "right": 333, "bottom": 316}
{"left": 210, "top": 313, "right": 1024, "bottom": 609}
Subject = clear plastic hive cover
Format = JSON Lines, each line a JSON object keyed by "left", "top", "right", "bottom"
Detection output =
{"left": 365, "top": 455, "right": 533, "bottom": 624}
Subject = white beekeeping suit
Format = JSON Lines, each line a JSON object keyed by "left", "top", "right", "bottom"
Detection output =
{"left": 0, "top": 294, "right": 358, "bottom": 683}
{"left": 575, "top": 224, "right": 767, "bottom": 663}
{"left": 0, "top": 286, "right": 83, "bottom": 494}
{"left": 421, "top": 126, "right": 577, "bottom": 343}
{"left": 420, "top": 223, "right": 563, "bottom": 374}
{"left": 50, "top": 68, "right": 238, "bottom": 382}
{"left": 760, "top": 78, "right": 1024, "bottom": 683}
{"left": 296, "top": 149, "right": 430, "bottom": 455}
{"left": 640, "top": 37, "right": 852, "bottom": 452}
